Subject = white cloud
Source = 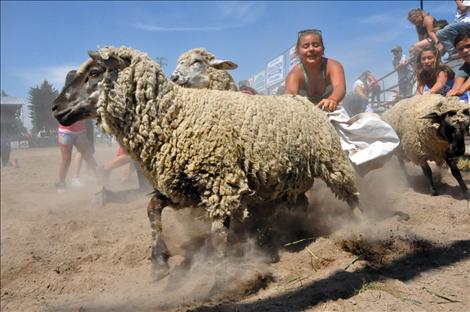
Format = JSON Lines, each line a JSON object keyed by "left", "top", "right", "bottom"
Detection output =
{"left": 135, "top": 23, "right": 223, "bottom": 32}
{"left": 217, "top": 1, "right": 265, "bottom": 24}
{"left": 13, "top": 64, "right": 78, "bottom": 91}
{"left": 360, "top": 13, "right": 395, "bottom": 25}
{"left": 135, "top": 1, "right": 266, "bottom": 32}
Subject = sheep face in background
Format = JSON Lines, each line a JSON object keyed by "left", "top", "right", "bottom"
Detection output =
{"left": 382, "top": 95, "right": 470, "bottom": 197}
{"left": 170, "top": 48, "right": 238, "bottom": 90}
{"left": 422, "top": 108, "right": 469, "bottom": 158}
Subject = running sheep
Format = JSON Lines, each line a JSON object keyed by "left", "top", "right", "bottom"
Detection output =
{"left": 170, "top": 48, "right": 238, "bottom": 91}
{"left": 382, "top": 94, "right": 470, "bottom": 198}
{"left": 52, "top": 46, "right": 360, "bottom": 278}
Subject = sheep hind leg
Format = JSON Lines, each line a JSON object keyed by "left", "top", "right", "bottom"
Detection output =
{"left": 210, "top": 216, "right": 230, "bottom": 258}
{"left": 147, "top": 194, "right": 170, "bottom": 279}
{"left": 420, "top": 162, "right": 438, "bottom": 196}
{"left": 446, "top": 158, "right": 469, "bottom": 199}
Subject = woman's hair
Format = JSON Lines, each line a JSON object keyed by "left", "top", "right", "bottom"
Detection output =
{"left": 296, "top": 29, "right": 324, "bottom": 51}
{"left": 407, "top": 8, "right": 424, "bottom": 21}
{"left": 415, "top": 46, "right": 454, "bottom": 85}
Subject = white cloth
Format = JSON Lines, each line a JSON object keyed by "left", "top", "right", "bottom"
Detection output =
{"left": 353, "top": 79, "right": 365, "bottom": 91}
{"left": 456, "top": 1, "right": 470, "bottom": 22}
{"left": 327, "top": 107, "right": 400, "bottom": 170}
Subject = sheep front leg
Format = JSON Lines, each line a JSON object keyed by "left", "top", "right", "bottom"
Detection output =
{"left": 147, "top": 195, "right": 170, "bottom": 279}
{"left": 446, "top": 157, "right": 469, "bottom": 199}
{"left": 210, "top": 216, "right": 230, "bottom": 258}
{"left": 420, "top": 162, "right": 438, "bottom": 195}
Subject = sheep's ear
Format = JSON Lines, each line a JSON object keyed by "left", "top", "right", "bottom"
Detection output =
{"left": 421, "top": 112, "right": 445, "bottom": 123}
{"left": 421, "top": 111, "right": 447, "bottom": 123}
{"left": 88, "top": 50, "right": 129, "bottom": 70}
{"left": 209, "top": 59, "right": 238, "bottom": 70}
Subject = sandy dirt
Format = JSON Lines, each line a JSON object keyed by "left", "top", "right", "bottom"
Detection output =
{"left": 1, "top": 143, "right": 470, "bottom": 312}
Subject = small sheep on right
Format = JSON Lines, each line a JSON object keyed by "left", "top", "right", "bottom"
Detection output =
{"left": 382, "top": 94, "right": 470, "bottom": 198}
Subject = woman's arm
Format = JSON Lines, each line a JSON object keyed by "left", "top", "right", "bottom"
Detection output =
{"left": 459, "top": 77, "right": 470, "bottom": 94}
{"left": 428, "top": 70, "right": 449, "bottom": 94}
{"left": 416, "top": 81, "right": 425, "bottom": 95}
{"left": 424, "top": 15, "right": 439, "bottom": 44}
{"left": 318, "top": 59, "right": 346, "bottom": 111}
{"left": 447, "top": 76, "right": 466, "bottom": 96}
{"left": 284, "top": 65, "right": 302, "bottom": 95}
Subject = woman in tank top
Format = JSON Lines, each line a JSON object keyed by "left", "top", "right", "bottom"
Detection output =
{"left": 415, "top": 45, "right": 455, "bottom": 96}
{"left": 284, "top": 29, "right": 400, "bottom": 176}
{"left": 284, "top": 29, "right": 345, "bottom": 112}
{"left": 407, "top": 8, "right": 444, "bottom": 54}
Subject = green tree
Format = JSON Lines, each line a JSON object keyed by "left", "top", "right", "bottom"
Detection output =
{"left": 1, "top": 90, "right": 8, "bottom": 96}
{"left": 28, "top": 80, "right": 59, "bottom": 135}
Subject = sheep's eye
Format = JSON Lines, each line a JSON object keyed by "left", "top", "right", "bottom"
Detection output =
{"left": 192, "top": 59, "right": 202, "bottom": 65}
{"left": 89, "top": 70, "right": 100, "bottom": 77}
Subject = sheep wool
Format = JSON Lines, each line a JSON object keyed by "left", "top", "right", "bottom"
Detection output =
{"left": 177, "top": 48, "right": 238, "bottom": 91}
{"left": 382, "top": 94, "right": 470, "bottom": 166}
{"left": 95, "top": 46, "right": 358, "bottom": 220}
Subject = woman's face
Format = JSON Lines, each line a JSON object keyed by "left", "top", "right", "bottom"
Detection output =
{"left": 408, "top": 13, "right": 423, "bottom": 26}
{"left": 297, "top": 33, "right": 324, "bottom": 65}
{"left": 420, "top": 50, "right": 437, "bottom": 71}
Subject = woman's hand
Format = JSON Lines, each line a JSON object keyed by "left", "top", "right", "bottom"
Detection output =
{"left": 317, "top": 97, "right": 338, "bottom": 112}
{"left": 447, "top": 88, "right": 462, "bottom": 97}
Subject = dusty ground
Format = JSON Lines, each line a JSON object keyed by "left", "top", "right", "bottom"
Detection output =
{"left": 1, "top": 144, "right": 470, "bottom": 312}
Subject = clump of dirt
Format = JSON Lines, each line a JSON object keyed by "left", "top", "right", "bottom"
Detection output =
{"left": 338, "top": 234, "right": 435, "bottom": 266}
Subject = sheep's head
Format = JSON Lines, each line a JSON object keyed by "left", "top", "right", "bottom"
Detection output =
{"left": 170, "top": 48, "right": 237, "bottom": 89}
{"left": 52, "top": 50, "right": 130, "bottom": 126}
{"left": 422, "top": 104, "right": 470, "bottom": 157}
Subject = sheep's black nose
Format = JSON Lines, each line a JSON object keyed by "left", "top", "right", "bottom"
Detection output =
{"left": 170, "top": 74, "right": 179, "bottom": 82}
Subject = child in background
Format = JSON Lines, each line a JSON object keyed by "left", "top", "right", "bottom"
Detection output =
{"left": 437, "top": 0, "right": 470, "bottom": 60}
{"left": 447, "top": 32, "right": 470, "bottom": 102}
{"left": 392, "top": 45, "right": 414, "bottom": 98}
{"left": 415, "top": 46, "right": 455, "bottom": 96}
{"left": 55, "top": 70, "right": 98, "bottom": 192}
{"left": 408, "top": 8, "right": 445, "bottom": 54}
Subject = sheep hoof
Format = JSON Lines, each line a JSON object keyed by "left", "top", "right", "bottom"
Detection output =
{"left": 151, "top": 250, "right": 170, "bottom": 280}
{"left": 352, "top": 207, "right": 367, "bottom": 223}
{"left": 393, "top": 211, "right": 410, "bottom": 222}
{"left": 151, "top": 262, "right": 170, "bottom": 280}
{"left": 463, "top": 190, "right": 470, "bottom": 200}
{"left": 430, "top": 188, "right": 438, "bottom": 196}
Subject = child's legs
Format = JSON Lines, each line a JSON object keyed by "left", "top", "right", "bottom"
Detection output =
{"left": 104, "top": 155, "right": 131, "bottom": 172}
{"left": 415, "top": 38, "right": 432, "bottom": 50}
{"left": 58, "top": 133, "right": 74, "bottom": 183}
{"left": 74, "top": 133, "right": 97, "bottom": 176}
{"left": 437, "top": 22, "right": 470, "bottom": 55}
{"left": 72, "top": 152, "right": 83, "bottom": 179}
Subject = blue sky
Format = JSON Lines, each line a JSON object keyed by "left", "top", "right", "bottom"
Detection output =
{"left": 1, "top": 0, "right": 455, "bottom": 125}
